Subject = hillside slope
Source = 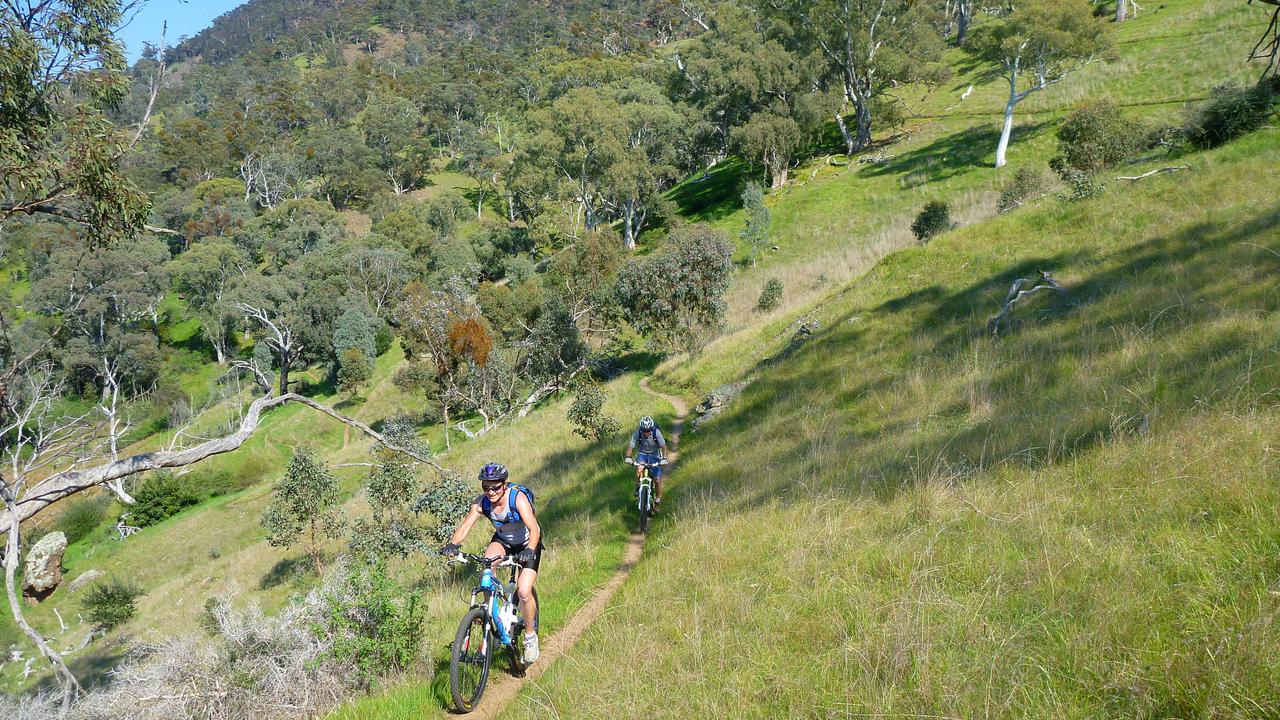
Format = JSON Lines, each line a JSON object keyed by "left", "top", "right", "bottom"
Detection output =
{"left": 507, "top": 125, "right": 1280, "bottom": 718}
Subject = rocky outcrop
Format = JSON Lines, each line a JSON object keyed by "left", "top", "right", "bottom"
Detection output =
{"left": 22, "top": 531, "right": 67, "bottom": 603}
{"left": 690, "top": 381, "right": 750, "bottom": 432}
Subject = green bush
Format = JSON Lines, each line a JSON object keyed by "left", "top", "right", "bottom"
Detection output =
{"left": 998, "top": 167, "right": 1051, "bottom": 214}
{"left": 911, "top": 201, "right": 951, "bottom": 243}
{"left": 82, "top": 579, "right": 143, "bottom": 631}
{"left": 757, "top": 278, "right": 784, "bottom": 312}
{"left": 1050, "top": 100, "right": 1141, "bottom": 177}
{"left": 413, "top": 470, "right": 474, "bottom": 546}
{"left": 131, "top": 471, "right": 201, "bottom": 526}
{"left": 567, "top": 383, "right": 622, "bottom": 442}
{"left": 57, "top": 496, "right": 109, "bottom": 544}
{"left": 320, "top": 561, "right": 424, "bottom": 689}
{"left": 1184, "top": 80, "right": 1279, "bottom": 149}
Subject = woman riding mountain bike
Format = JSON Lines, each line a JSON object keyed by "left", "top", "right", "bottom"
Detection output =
{"left": 441, "top": 463, "right": 543, "bottom": 663}
{"left": 624, "top": 416, "right": 668, "bottom": 512}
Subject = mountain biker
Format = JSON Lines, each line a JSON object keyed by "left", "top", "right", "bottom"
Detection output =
{"left": 624, "top": 416, "right": 667, "bottom": 511}
{"left": 441, "top": 462, "right": 543, "bottom": 663}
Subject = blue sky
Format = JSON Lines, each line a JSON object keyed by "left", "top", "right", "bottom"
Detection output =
{"left": 116, "top": 0, "right": 248, "bottom": 63}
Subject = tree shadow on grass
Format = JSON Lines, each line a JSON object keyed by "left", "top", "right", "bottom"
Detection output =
{"left": 860, "top": 120, "right": 1056, "bottom": 184}
{"left": 259, "top": 554, "right": 314, "bottom": 590}
{"left": 31, "top": 643, "right": 128, "bottom": 693}
{"left": 667, "top": 202, "right": 1280, "bottom": 517}
{"left": 667, "top": 160, "right": 748, "bottom": 222}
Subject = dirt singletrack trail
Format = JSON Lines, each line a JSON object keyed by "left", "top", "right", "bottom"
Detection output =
{"left": 468, "top": 376, "right": 688, "bottom": 719}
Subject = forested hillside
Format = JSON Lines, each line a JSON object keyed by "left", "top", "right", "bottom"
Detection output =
{"left": 3, "top": 0, "right": 1279, "bottom": 717}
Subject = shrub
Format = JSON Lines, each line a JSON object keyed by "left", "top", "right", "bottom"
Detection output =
{"left": 131, "top": 471, "right": 201, "bottom": 526}
{"left": 413, "top": 470, "right": 474, "bottom": 545}
{"left": 568, "top": 383, "right": 622, "bottom": 442}
{"left": 374, "top": 319, "right": 394, "bottom": 357}
{"left": 1059, "top": 166, "right": 1105, "bottom": 201}
{"left": 757, "top": 278, "right": 784, "bottom": 312}
{"left": 1184, "top": 79, "right": 1278, "bottom": 148}
{"left": 82, "top": 579, "right": 143, "bottom": 631}
{"left": 1049, "top": 100, "right": 1140, "bottom": 177}
{"left": 911, "top": 201, "right": 951, "bottom": 243}
{"left": 998, "top": 166, "right": 1051, "bottom": 214}
{"left": 57, "top": 496, "right": 109, "bottom": 544}
{"left": 337, "top": 347, "right": 373, "bottom": 396}
{"left": 319, "top": 561, "right": 424, "bottom": 689}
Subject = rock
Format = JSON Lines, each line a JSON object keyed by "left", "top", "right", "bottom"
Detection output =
{"left": 67, "top": 569, "right": 105, "bottom": 593}
{"left": 691, "top": 381, "right": 750, "bottom": 432}
{"left": 688, "top": 404, "right": 727, "bottom": 433}
{"left": 694, "top": 381, "right": 749, "bottom": 415}
{"left": 22, "top": 531, "right": 67, "bottom": 603}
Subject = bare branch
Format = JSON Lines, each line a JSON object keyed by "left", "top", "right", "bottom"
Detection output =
{"left": 987, "top": 271, "right": 1067, "bottom": 335}
{"left": 2, "top": 392, "right": 442, "bottom": 534}
{"left": 1115, "top": 165, "right": 1190, "bottom": 181}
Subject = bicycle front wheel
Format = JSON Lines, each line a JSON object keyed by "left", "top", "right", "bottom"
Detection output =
{"left": 637, "top": 485, "right": 651, "bottom": 533}
{"left": 450, "top": 607, "right": 493, "bottom": 713}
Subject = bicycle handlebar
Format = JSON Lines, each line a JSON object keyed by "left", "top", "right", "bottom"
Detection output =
{"left": 625, "top": 458, "right": 668, "bottom": 467}
{"left": 447, "top": 552, "right": 517, "bottom": 568}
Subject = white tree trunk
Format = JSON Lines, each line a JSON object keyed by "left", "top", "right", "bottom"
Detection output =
{"left": 4, "top": 502, "right": 82, "bottom": 708}
{"left": 996, "top": 68, "right": 1019, "bottom": 169}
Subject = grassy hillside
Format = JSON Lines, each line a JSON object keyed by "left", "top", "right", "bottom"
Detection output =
{"left": 506, "top": 125, "right": 1280, "bottom": 718}
{"left": 5, "top": 0, "right": 1274, "bottom": 714}
{"left": 672, "top": 0, "right": 1262, "bottom": 348}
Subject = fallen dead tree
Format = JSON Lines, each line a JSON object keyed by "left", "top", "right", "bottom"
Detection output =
{"left": 987, "top": 271, "right": 1067, "bottom": 336}
{"left": 1115, "top": 165, "right": 1190, "bottom": 181}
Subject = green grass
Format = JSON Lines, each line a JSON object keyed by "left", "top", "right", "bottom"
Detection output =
{"left": 7, "top": 0, "right": 1275, "bottom": 710}
{"left": 328, "top": 371, "right": 674, "bottom": 718}
{"left": 505, "top": 126, "right": 1280, "bottom": 718}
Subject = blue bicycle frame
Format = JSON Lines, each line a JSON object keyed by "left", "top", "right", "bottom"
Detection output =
{"left": 474, "top": 564, "right": 515, "bottom": 645}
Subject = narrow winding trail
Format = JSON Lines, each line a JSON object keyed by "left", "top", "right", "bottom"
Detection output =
{"left": 467, "top": 376, "right": 688, "bottom": 720}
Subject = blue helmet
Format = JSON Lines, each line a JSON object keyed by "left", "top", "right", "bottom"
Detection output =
{"left": 639, "top": 416, "right": 655, "bottom": 431}
{"left": 478, "top": 462, "right": 508, "bottom": 483}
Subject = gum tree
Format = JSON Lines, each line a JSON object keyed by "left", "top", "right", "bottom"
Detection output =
{"left": 972, "top": 0, "right": 1113, "bottom": 168}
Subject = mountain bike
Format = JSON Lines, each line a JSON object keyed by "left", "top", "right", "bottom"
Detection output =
{"left": 446, "top": 552, "right": 539, "bottom": 713}
{"left": 626, "top": 457, "right": 666, "bottom": 533}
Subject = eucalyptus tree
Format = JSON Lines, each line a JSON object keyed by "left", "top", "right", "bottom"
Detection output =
{"left": 971, "top": 0, "right": 1113, "bottom": 168}
{"left": 0, "top": 0, "right": 151, "bottom": 245}
{"left": 169, "top": 239, "right": 251, "bottom": 364}
{"left": 675, "top": 4, "right": 827, "bottom": 188}
{"left": 760, "top": 0, "right": 947, "bottom": 155}
{"left": 615, "top": 223, "right": 735, "bottom": 352}
{"left": 518, "top": 81, "right": 685, "bottom": 248}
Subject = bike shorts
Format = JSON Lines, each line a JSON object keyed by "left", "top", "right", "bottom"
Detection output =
{"left": 490, "top": 536, "right": 543, "bottom": 572}
{"left": 637, "top": 452, "right": 664, "bottom": 477}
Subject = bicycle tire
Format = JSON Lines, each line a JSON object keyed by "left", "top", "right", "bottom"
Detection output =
{"left": 449, "top": 606, "right": 493, "bottom": 713}
{"left": 638, "top": 485, "right": 650, "bottom": 533}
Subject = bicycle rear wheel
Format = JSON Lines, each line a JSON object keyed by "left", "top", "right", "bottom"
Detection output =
{"left": 637, "top": 485, "right": 650, "bottom": 533}
{"left": 449, "top": 607, "right": 493, "bottom": 713}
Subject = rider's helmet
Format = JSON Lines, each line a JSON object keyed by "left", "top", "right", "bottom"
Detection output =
{"left": 639, "top": 416, "right": 655, "bottom": 434}
{"left": 478, "top": 462, "right": 508, "bottom": 484}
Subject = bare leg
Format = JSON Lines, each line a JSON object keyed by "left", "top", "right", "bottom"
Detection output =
{"left": 516, "top": 567, "right": 538, "bottom": 630}
{"left": 484, "top": 541, "right": 505, "bottom": 564}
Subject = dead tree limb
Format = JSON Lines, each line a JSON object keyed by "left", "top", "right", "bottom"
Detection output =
{"left": 988, "top": 271, "right": 1067, "bottom": 335}
{"left": 2, "top": 391, "right": 442, "bottom": 535}
{"left": 1249, "top": 1, "right": 1280, "bottom": 79}
{"left": 1115, "top": 165, "right": 1190, "bottom": 181}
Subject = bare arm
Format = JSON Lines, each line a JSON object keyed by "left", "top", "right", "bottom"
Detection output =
{"left": 515, "top": 492, "right": 540, "bottom": 550}
{"left": 449, "top": 501, "right": 485, "bottom": 546}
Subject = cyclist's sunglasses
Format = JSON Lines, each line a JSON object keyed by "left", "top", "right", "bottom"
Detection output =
{"left": 481, "top": 482, "right": 505, "bottom": 494}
